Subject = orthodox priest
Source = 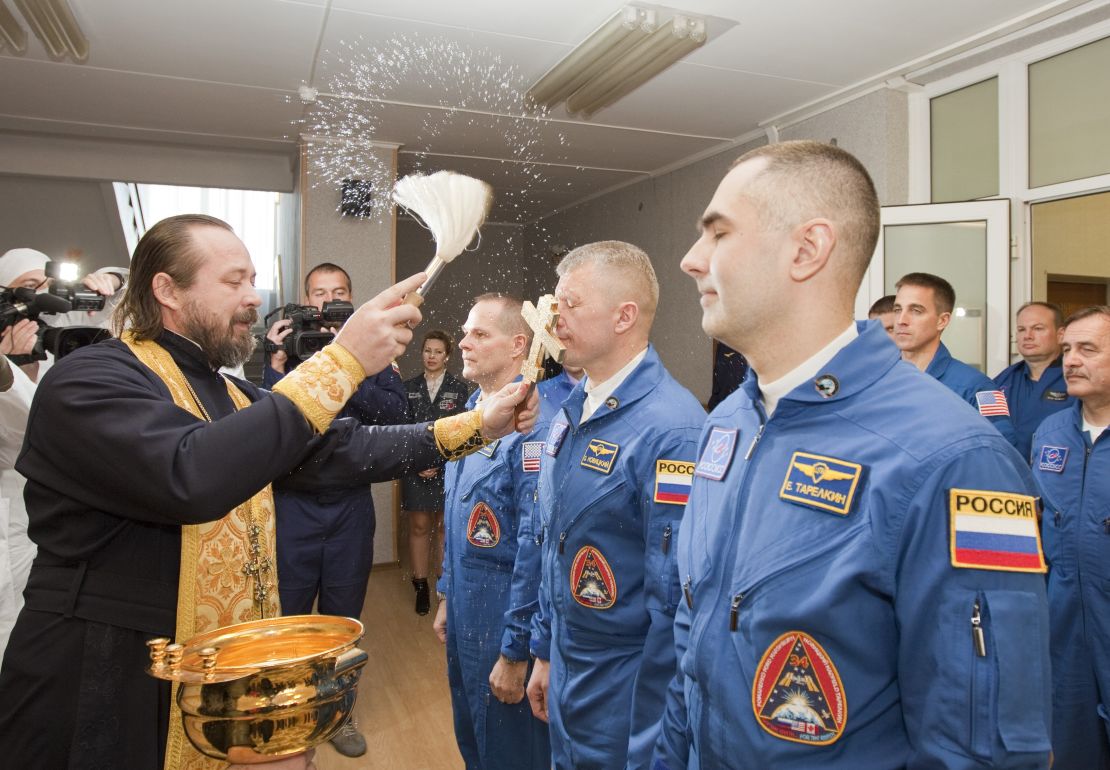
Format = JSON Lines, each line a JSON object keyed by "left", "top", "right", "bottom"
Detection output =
{"left": 0, "top": 214, "right": 535, "bottom": 770}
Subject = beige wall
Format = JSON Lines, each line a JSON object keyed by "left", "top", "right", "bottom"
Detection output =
{"left": 299, "top": 140, "right": 399, "bottom": 565}
{"left": 1031, "top": 189, "right": 1110, "bottom": 300}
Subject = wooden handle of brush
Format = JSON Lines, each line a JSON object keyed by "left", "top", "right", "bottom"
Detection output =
{"left": 403, "top": 292, "right": 424, "bottom": 308}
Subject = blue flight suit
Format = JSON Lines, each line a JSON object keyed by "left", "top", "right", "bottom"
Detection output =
{"left": 1030, "top": 404, "right": 1110, "bottom": 770}
{"left": 537, "top": 370, "right": 578, "bottom": 411}
{"left": 926, "top": 341, "right": 1020, "bottom": 449}
{"left": 531, "top": 346, "right": 705, "bottom": 770}
{"left": 993, "top": 358, "right": 1074, "bottom": 461}
{"left": 654, "top": 322, "right": 1052, "bottom": 769}
{"left": 438, "top": 383, "right": 555, "bottom": 770}
{"left": 264, "top": 359, "right": 407, "bottom": 616}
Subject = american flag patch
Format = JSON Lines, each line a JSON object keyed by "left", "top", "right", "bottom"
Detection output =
{"left": 522, "top": 441, "right": 543, "bottom": 473}
{"left": 949, "top": 489, "right": 1046, "bottom": 573}
{"left": 975, "top": 390, "right": 1010, "bottom": 417}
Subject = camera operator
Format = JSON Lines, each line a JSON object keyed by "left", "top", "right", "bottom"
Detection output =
{"left": 0, "top": 248, "right": 128, "bottom": 383}
{"left": 0, "top": 248, "right": 125, "bottom": 661}
{"left": 0, "top": 354, "right": 34, "bottom": 661}
{"left": 262, "top": 261, "right": 406, "bottom": 758}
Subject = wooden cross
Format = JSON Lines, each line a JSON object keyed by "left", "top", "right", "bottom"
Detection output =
{"left": 520, "top": 294, "right": 565, "bottom": 382}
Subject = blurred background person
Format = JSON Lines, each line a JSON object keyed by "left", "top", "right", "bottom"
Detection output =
{"left": 402, "top": 330, "right": 470, "bottom": 615}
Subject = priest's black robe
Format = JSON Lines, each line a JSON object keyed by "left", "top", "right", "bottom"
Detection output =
{"left": 0, "top": 331, "right": 442, "bottom": 769}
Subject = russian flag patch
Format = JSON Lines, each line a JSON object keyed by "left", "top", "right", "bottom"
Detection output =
{"left": 654, "top": 459, "right": 694, "bottom": 505}
{"left": 949, "top": 488, "right": 1046, "bottom": 573}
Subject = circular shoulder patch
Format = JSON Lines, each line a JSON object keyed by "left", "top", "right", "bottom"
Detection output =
{"left": 751, "top": 631, "right": 846, "bottom": 746}
{"left": 569, "top": 545, "right": 617, "bottom": 609}
{"left": 467, "top": 502, "right": 501, "bottom": 547}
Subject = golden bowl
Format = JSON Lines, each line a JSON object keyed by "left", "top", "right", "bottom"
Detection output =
{"left": 147, "top": 614, "right": 367, "bottom": 761}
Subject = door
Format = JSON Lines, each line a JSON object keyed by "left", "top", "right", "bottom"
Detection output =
{"left": 858, "top": 199, "right": 1011, "bottom": 375}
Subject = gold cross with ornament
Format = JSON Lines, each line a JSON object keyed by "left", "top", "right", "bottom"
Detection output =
{"left": 520, "top": 294, "right": 565, "bottom": 382}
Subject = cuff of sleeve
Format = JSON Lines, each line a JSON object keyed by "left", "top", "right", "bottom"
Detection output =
{"left": 272, "top": 342, "right": 366, "bottom": 433}
{"left": 529, "top": 635, "right": 550, "bottom": 661}
{"left": 500, "top": 632, "right": 530, "bottom": 662}
{"left": 431, "top": 410, "right": 489, "bottom": 460}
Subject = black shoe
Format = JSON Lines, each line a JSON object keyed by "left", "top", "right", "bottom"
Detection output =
{"left": 413, "top": 578, "right": 430, "bottom": 615}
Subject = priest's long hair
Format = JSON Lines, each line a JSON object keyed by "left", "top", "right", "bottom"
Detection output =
{"left": 112, "top": 213, "right": 232, "bottom": 341}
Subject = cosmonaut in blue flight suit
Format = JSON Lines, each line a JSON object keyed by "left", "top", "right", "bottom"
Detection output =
{"left": 263, "top": 360, "right": 407, "bottom": 616}
{"left": 994, "top": 356, "right": 1073, "bottom": 461}
{"left": 437, "top": 383, "right": 556, "bottom": 769}
{"left": 653, "top": 322, "right": 1052, "bottom": 770}
{"left": 531, "top": 346, "right": 704, "bottom": 770}
{"left": 926, "top": 341, "right": 1020, "bottom": 450}
{"left": 1031, "top": 401, "right": 1110, "bottom": 769}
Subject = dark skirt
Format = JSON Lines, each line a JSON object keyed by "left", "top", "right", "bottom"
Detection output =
{"left": 401, "top": 469, "right": 446, "bottom": 512}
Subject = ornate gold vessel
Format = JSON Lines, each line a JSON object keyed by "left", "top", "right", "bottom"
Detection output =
{"left": 146, "top": 615, "right": 367, "bottom": 761}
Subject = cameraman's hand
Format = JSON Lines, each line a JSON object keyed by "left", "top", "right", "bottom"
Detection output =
{"left": 334, "top": 273, "right": 425, "bottom": 377}
{"left": 266, "top": 319, "right": 293, "bottom": 373}
{"left": 81, "top": 272, "right": 120, "bottom": 296}
{"left": 1, "top": 319, "right": 38, "bottom": 356}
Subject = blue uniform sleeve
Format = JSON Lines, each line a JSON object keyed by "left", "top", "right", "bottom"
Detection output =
{"left": 342, "top": 364, "right": 408, "bottom": 425}
{"left": 984, "top": 412, "right": 1019, "bottom": 450}
{"left": 530, "top": 527, "right": 554, "bottom": 661}
{"left": 627, "top": 427, "right": 700, "bottom": 767}
{"left": 652, "top": 574, "right": 692, "bottom": 770}
{"left": 261, "top": 363, "right": 285, "bottom": 389}
{"left": 499, "top": 429, "right": 546, "bottom": 661}
{"left": 891, "top": 439, "right": 1052, "bottom": 768}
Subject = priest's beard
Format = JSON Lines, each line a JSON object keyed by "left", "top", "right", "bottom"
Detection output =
{"left": 180, "top": 300, "right": 259, "bottom": 369}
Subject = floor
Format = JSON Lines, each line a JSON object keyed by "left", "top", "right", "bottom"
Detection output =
{"left": 314, "top": 563, "right": 462, "bottom": 770}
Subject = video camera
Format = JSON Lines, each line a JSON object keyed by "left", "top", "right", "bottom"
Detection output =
{"left": 0, "top": 286, "right": 109, "bottom": 363}
{"left": 266, "top": 300, "right": 354, "bottom": 358}
{"left": 45, "top": 261, "right": 106, "bottom": 312}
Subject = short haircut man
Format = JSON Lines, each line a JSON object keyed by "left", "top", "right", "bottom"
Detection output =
{"left": 893, "top": 271, "right": 1019, "bottom": 448}
{"left": 526, "top": 240, "right": 705, "bottom": 770}
{"left": 992, "top": 300, "right": 1073, "bottom": 458}
{"left": 1028, "top": 304, "right": 1110, "bottom": 767}
{"left": 654, "top": 140, "right": 1050, "bottom": 768}
{"left": 434, "top": 293, "right": 553, "bottom": 769}
{"left": 867, "top": 294, "right": 897, "bottom": 339}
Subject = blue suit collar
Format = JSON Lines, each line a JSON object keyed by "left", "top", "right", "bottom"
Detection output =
{"left": 924, "top": 341, "right": 953, "bottom": 379}
{"left": 741, "top": 321, "right": 900, "bottom": 410}
{"left": 561, "top": 345, "right": 664, "bottom": 428}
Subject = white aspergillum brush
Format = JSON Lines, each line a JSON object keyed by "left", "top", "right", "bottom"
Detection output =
{"left": 392, "top": 171, "right": 494, "bottom": 307}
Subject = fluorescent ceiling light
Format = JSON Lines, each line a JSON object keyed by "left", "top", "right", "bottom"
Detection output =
{"left": 0, "top": 1, "right": 27, "bottom": 53}
{"left": 12, "top": 0, "right": 88, "bottom": 62}
{"left": 528, "top": 5, "right": 707, "bottom": 118}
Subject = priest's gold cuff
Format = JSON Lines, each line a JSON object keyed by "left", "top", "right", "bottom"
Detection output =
{"left": 273, "top": 343, "right": 365, "bottom": 433}
{"left": 432, "top": 410, "right": 488, "bottom": 460}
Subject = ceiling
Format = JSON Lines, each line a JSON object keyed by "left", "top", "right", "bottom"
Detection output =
{"left": 0, "top": 0, "right": 1100, "bottom": 223}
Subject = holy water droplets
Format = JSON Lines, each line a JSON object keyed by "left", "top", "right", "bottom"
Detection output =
{"left": 294, "top": 33, "right": 564, "bottom": 224}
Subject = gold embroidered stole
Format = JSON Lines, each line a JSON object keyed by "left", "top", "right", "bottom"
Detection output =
{"left": 122, "top": 334, "right": 281, "bottom": 770}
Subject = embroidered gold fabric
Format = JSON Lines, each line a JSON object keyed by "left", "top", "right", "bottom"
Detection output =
{"left": 433, "top": 409, "right": 489, "bottom": 460}
{"left": 122, "top": 333, "right": 281, "bottom": 770}
{"left": 272, "top": 342, "right": 365, "bottom": 433}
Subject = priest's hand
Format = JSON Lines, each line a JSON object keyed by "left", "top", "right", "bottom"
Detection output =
{"left": 526, "top": 657, "right": 550, "bottom": 723}
{"left": 334, "top": 273, "right": 425, "bottom": 376}
{"left": 489, "top": 655, "right": 528, "bottom": 704}
{"left": 226, "top": 747, "right": 315, "bottom": 768}
{"left": 478, "top": 381, "right": 539, "bottom": 440}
